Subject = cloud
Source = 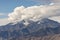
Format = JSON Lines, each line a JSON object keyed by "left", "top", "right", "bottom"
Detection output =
{"left": 49, "top": 16, "right": 60, "bottom": 23}
{"left": 8, "top": 4, "right": 60, "bottom": 24}
{"left": 29, "top": 0, "right": 60, "bottom": 4}
{"left": 31, "top": 0, "right": 60, "bottom": 2}
{"left": 52, "top": 0, "right": 60, "bottom": 3}
{"left": 0, "top": 18, "right": 9, "bottom": 26}
{"left": 0, "top": 13, "right": 9, "bottom": 26}
{"left": 0, "top": 0, "right": 60, "bottom": 26}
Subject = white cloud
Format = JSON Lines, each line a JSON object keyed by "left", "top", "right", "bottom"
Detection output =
{"left": 52, "top": 0, "right": 60, "bottom": 3}
{"left": 0, "top": 0, "right": 60, "bottom": 26}
{"left": 0, "top": 18, "right": 9, "bottom": 26}
{"left": 8, "top": 4, "right": 60, "bottom": 24}
{"left": 49, "top": 16, "right": 60, "bottom": 23}
{"left": 0, "top": 13, "right": 9, "bottom": 26}
{"left": 29, "top": 0, "right": 60, "bottom": 4}
{"left": 30, "top": 0, "right": 60, "bottom": 3}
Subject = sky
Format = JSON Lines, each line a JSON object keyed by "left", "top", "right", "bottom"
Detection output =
{"left": 0, "top": 0, "right": 51, "bottom": 18}
{"left": 0, "top": 0, "right": 51, "bottom": 13}
{"left": 0, "top": 0, "right": 60, "bottom": 26}
{"left": 0, "top": 0, "right": 41, "bottom": 25}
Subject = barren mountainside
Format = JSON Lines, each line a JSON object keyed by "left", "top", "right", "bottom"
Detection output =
{"left": 0, "top": 19, "right": 60, "bottom": 40}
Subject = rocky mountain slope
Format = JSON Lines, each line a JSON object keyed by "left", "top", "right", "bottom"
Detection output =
{"left": 0, "top": 19, "right": 60, "bottom": 40}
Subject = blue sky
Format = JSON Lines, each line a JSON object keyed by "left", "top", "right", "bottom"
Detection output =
{"left": 0, "top": 0, "right": 51, "bottom": 25}
{"left": 0, "top": 0, "right": 37, "bottom": 18}
{"left": 0, "top": 0, "right": 60, "bottom": 26}
{"left": 0, "top": 0, "right": 52, "bottom": 18}
{"left": 0, "top": 0, "right": 51, "bottom": 13}
{"left": 0, "top": 0, "right": 38, "bottom": 13}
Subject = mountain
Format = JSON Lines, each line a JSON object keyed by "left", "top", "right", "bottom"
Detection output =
{"left": 0, "top": 18, "right": 60, "bottom": 40}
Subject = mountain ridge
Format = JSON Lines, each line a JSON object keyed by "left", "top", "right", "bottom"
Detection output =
{"left": 0, "top": 19, "right": 60, "bottom": 40}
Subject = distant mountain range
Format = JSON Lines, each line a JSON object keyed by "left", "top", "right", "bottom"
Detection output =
{"left": 0, "top": 18, "right": 60, "bottom": 40}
